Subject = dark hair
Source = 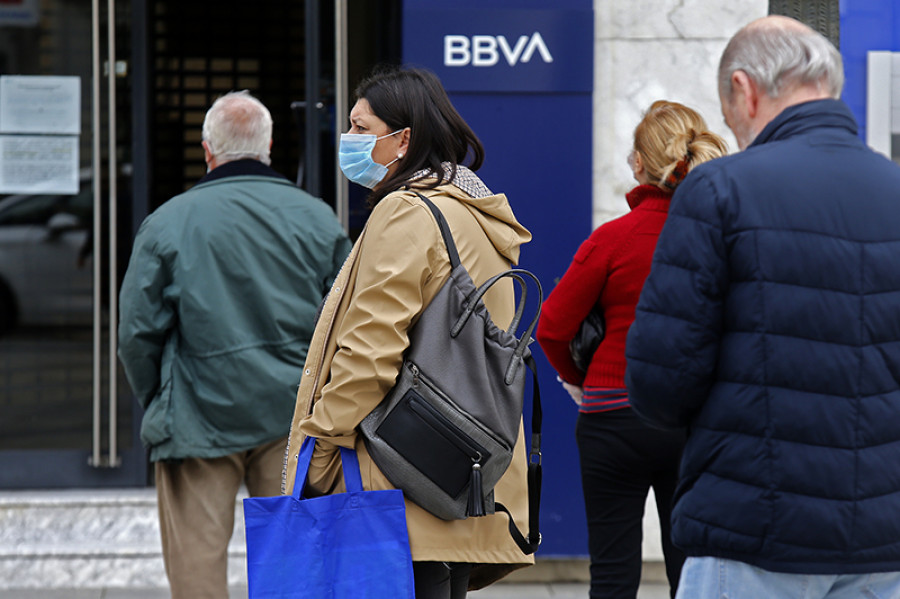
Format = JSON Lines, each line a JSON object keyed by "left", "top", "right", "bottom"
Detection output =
{"left": 354, "top": 65, "right": 485, "bottom": 205}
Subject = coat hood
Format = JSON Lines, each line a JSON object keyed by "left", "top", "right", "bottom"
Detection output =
{"left": 412, "top": 167, "right": 531, "bottom": 265}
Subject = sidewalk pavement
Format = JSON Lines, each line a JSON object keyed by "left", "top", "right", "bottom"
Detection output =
{"left": 0, "top": 582, "right": 671, "bottom": 598}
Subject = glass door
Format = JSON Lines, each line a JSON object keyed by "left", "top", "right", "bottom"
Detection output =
{"left": 0, "top": 0, "right": 145, "bottom": 487}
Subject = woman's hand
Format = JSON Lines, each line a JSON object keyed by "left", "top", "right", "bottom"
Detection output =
{"left": 557, "top": 377, "right": 584, "bottom": 406}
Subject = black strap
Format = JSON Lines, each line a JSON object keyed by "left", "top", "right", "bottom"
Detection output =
{"left": 415, "top": 191, "right": 543, "bottom": 555}
{"left": 495, "top": 353, "right": 542, "bottom": 554}
{"left": 414, "top": 192, "right": 462, "bottom": 269}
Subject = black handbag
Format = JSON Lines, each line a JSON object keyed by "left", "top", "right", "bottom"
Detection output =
{"left": 569, "top": 307, "right": 605, "bottom": 374}
{"left": 359, "top": 192, "right": 542, "bottom": 555}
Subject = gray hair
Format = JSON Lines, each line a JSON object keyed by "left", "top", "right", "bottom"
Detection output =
{"left": 202, "top": 91, "right": 273, "bottom": 165}
{"left": 718, "top": 17, "right": 844, "bottom": 101}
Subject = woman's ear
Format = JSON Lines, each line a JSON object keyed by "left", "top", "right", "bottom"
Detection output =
{"left": 632, "top": 151, "right": 644, "bottom": 175}
{"left": 630, "top": 150, "right": 650, "bottom": 185}
{"left": 398, "top": 127, "right": 411, "bottom": 158}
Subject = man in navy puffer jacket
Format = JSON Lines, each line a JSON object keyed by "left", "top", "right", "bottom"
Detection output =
{"left": 625, "top": 16, "right": 900, "bottom": 598}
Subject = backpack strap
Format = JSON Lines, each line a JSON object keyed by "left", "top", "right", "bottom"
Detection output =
{"left": 496, "top": 352, "right": 542, "bottom": 555}
{"left": 414, "top": 191, "right": 543, "bottom": 555}
{"left": 414, "top": 192, "right": 461, "bottom": 269}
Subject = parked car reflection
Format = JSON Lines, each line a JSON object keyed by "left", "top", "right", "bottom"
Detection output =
{"left": 0, "top": 182, "right": 93, "bottom": 334}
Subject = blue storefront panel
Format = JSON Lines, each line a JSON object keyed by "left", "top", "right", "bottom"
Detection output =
{"left": 403, "top": 0, "right": 594, "bottom": 557}
{"left": 841, "top": 0, "right": 900, "bottom": 141}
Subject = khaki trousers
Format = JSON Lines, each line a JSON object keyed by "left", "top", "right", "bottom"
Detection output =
{"left": 155, "top": 436, "right": 287, "bottom": 599}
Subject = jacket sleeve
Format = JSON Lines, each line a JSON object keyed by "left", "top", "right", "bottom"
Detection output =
{"left": 625, "top": 172, "right": 727, "bottom": 428}
{"left": 300, "top": 194, "right": 441, "bottom": 443}
{"left": 325, "top": 229, "right": 352, "bottom": 292}
{"left": 117, "top": 221, "right": 176, "bottom": 409}
{"left": 536, "top": 229, "right": 611, "bottom": 385}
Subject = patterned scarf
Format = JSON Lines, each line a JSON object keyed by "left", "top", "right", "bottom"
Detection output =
{"left": 410, "top": 162, "right": 493, "bottom": 199}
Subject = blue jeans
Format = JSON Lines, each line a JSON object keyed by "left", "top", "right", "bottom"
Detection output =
{"left": 675, "top": 557, "right": 900, "bottom": 599}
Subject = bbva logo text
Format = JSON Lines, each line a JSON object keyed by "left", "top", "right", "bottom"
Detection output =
{"left": 444, "top": 32, "right": 553, "bottom": 67}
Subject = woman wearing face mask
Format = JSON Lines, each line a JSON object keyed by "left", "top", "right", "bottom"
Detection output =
{"left": 536, "top": 100, "right": 728, "bottom": 599}
{"left": 282, "top": 66, "right": 533, "bottom": 598}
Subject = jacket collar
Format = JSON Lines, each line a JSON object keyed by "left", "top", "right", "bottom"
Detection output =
{"left": 196, "top": 159, "right": 290, "bottom": 185}
{"left": 626, "top": 184, "right": 672, "bottom": 210}
{"left": 749, "top": 99, "right": 858, "bottom": 149}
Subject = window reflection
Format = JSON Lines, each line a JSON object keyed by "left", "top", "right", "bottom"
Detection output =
{"left": 0, "top": 173, "right": 93, "bottom": 332}
{"left": 0, "top": 0, "right": 136, "bottom": 474}
{"left": 0, "top": 172, "right": 131, "bottom": 452}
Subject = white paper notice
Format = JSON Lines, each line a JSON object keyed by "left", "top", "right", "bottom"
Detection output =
{"left": 0, "top": 0, "right": 39, "bottom": 28}
{"left": 0, "top": 135, "right": 79, "bottom": 195}
{"left": 0, "top": 76, "right": 81, "bottom": 135}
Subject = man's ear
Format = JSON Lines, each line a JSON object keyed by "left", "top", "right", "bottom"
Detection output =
{"left": 202, "top": 140, "right": 214, "bottom": 164}
{"left": 731, "top": 70, "right": 760, "bottom": 119}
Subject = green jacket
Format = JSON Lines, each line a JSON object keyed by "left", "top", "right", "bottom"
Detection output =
{"left": 118, "top": 160, "right": 351, "bottom": 461}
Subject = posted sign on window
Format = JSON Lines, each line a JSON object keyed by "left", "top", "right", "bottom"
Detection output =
{"left": 0, "top": 76, "right": 81, "bottom": 194}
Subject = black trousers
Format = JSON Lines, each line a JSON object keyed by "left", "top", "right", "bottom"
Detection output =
{"left": 413, "top": 561, "right": 472, "bottom": 599}
{"left": 575, "top": 408, "right": 686, "bottom": 599}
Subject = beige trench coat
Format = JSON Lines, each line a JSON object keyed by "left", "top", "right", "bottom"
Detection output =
{"left": 283, "top": 182, "right": 534, "bottom": 589}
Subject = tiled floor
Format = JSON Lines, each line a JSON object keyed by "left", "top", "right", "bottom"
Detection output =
{"left": 0, "top": 583, "right": 669, "bottom": 599}
{"left": 472, "top": 581, "right": 670, "bottom": 598}
{"left": 0, "top": 582, "right": 673, "bottom": 598}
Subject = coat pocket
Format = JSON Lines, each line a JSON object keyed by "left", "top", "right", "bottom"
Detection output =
{"left": 139, "top": 375, "right": 174, "bottom": 448}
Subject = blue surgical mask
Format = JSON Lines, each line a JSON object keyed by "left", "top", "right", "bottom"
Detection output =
{"left": 338, "top": 130, "right": 403, "bottom": 189}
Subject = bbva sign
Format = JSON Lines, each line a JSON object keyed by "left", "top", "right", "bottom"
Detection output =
{"left": 444, "top": 32, "right": 553, "bottom": 67}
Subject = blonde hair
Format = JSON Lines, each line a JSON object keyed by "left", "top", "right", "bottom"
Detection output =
{"left": 633, "top": 100, "right": 729, "bottom": 192}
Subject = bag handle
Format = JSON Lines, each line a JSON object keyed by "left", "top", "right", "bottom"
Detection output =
{"left": 506, "top": 272, "right": 528, "bottom": 334}
{"left": 415, "top": 191, "right": 530, "bottom": 336}
{"left": 412, "top": 192, "right": 543, "bottom": 384}
{"left": 455, "top": 268, "right": 542, "bottom": 384}
{"left": 293, "top": 436, "right": 364, "bottom": 499}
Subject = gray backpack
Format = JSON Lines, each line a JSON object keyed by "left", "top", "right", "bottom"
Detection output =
{"left": 359, "top": 193, "right": 542, "bottom": 555}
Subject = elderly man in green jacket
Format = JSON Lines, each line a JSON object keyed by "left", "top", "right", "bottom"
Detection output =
{"left": 118, "top": 90, "right": 351, "bottom": 599}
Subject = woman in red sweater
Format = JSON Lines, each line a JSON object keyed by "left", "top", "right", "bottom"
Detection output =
{"left": 536, "top": 100, "right": 727, "bottom": 599}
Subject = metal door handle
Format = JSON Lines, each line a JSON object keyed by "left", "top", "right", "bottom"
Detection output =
{"left": 89, "top": 0, "right": 120, "bottom": 469}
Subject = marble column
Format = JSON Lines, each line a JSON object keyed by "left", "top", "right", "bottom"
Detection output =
{"left": 590, "top": 0, "right": 768, "bottom": 565}
{"left": 592, "top": 0, "right": 768, "bottom": 225}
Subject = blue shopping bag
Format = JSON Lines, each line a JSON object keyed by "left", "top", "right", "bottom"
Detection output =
{"left": 243, "top": 436, "right": 415, "bottom": 598}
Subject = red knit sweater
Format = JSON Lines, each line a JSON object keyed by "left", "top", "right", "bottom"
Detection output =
{"left": 536, "top": 184, "right": 672, "bottom": 399}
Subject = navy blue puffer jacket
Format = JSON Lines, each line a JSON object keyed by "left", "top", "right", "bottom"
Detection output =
{"left": 625, "top": 99, "right": 900, "bottom": 574}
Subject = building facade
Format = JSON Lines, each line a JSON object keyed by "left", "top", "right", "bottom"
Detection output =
{"left": 3, "top": 0, "right": 897, "bottom": 589}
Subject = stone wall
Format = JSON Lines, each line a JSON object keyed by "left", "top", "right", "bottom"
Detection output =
{"left": 0, "top": 489, "right": 246, "bottom": 589}
{"left": 593, "top": 1, "right": 768, "bottom": 225}
{"left": 591, "top": 0, "right": 768, "bottom": 565}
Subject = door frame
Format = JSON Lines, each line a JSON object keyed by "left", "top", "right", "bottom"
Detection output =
{"left": 0, "top": 0, "right": 147, "bottom": 490}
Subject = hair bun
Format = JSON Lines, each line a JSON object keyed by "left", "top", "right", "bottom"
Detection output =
{"left": 634, "top": 100, "right": 728, "bottom": 192}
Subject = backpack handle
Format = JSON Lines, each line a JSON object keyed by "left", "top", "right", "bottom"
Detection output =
{"left": 413, "top": 192, "right": 543, "bottom": 385}
{"left": 455, "top": 269, "right": 542, "bottom": 384}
